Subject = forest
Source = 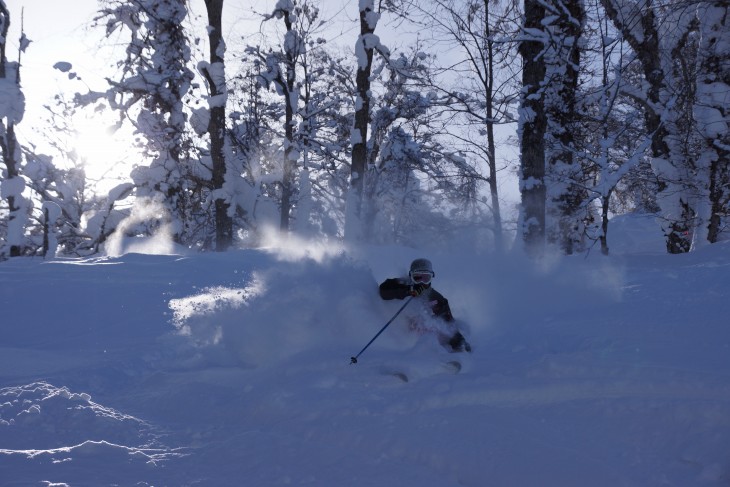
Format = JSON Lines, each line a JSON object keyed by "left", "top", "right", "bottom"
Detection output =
{"left": 0, "top": 0, "right": 728, "bottom": 259}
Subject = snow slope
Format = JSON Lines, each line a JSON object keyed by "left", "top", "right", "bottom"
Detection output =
{"left": 1, "top": 224, "right": 730, "bottom": 486}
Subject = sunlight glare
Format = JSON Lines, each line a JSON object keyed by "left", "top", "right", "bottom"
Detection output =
{"left": 73, "top": 118, "right": 132, "bottom": 179}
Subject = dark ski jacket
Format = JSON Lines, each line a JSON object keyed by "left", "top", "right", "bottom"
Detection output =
{"left": 378, "top": 277, "right": 454, "bottom": 322}
{"left": 379, "top": 277, "right": 471, "bottom": 353}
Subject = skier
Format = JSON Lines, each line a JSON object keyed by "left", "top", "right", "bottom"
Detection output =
{"left": 379, "top": 258, "right": 471, "bottom": 353}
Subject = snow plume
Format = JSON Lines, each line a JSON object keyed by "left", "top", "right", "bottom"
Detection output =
{"left": 258, "top": 224, "right": 346, "bottom": 263}
{"left": 416, "top": 247, "right": 626, "bottom": 340}
{"left": 167, "top": 250, "right": 380, "bottom": 368}
{"left": 105, "top": 198, "right": 176, "bottom": 257}
{"left": 169, "top": 281, "right": 265, "bottom": 347}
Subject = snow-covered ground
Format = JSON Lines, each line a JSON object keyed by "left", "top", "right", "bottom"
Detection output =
{"left": 1, "top": 217, "right": 729, "bottom": 486}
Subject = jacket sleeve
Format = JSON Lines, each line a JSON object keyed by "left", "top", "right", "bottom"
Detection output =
{"left": 430, "top": 290, "right": 455, "bottom": 322}
{"left": 379, "top": 278, "right": 411, "bottom": 300}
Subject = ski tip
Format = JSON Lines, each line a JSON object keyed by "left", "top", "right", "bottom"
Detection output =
{"left": 443, "top": 360, "right": 462, "bottom": 373}
{"left": 391, "top": 372, "right": 409, "bottom": 382}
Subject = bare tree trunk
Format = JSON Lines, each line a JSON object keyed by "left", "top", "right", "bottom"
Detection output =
{"left": 519, "top": 0, "right": 547, "bottom": 257}
{"left": 203, "top": 0, "right": 232, "bottom": 250}
{"left": 279, "top": 10, "right": 298, "bottom": 232}
{"left": 600, "top": 192, "right": 611, "bottom": 256}
{"left": 707, "top": 157, "right": 727, "bottom": 243}
{"left": 0, "top": 1, "right": 6, "bottom": 80}
{"left": 416, "top": 0, "right": 509, "bottom": 251}
{"left": 481, "top": 0, "right": 504, "bottom": 252}
{"left": 347, "top": 3, "right": 376, "bottom": 241}
{"left": 42, "top": 206, "right": 50, "bottom": 257}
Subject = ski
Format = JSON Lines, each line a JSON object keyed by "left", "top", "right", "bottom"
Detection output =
{"left": 381, "top": 359, "right": 462, "bottom": 383}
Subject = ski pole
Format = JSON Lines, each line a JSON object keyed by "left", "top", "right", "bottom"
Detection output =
{"left": 350, "top": 296, "right": 414, "bottom": 364}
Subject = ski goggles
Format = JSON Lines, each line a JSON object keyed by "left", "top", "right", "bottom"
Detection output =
{"left": 410, "top": 271, "right": 434, "bottom": 285}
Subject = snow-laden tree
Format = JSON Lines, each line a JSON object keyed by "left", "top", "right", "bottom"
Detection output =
{"left": 576, "top": 12, "right": 656, "bottom": 255}
{"left": 224, "top": 64, "right": 277, "bottom": 243}
{"left": 91, "top": 0, "right": 194, "bottom": 245}
{"left": 515, "top": 0, "right": 728, "bottom": 256}
{"left": 15, "top": 96, "right": 138, "bottom": 257}
{"left": 246, "top": 1, "right": 355, "bottom": 238}
{"left": 346, "top": 47, "right": 487, "bottom": 247}
{"left": 361, "top": 51, "right": 430, "bottom": 241}
{"left": 259, "top": 0, "right": 302, "bottom": 232}
{"left": 345, "top": 0, "right": 478, "bottom": 245}
{"left": 0, "top": 1, "right": 30, "bottom": 259}
{"left": 22, "top": 151, "right": 85, "bottom": 256}
{"left": 600, "top": 0, "right": 699, "bottom": 253}
{"left": 517, "top": 0, "right": 591, "bottom": 256}
{"left": 345, "top": 0, "right": 393, "bottom": 242}
{"left": 249, "top": 0, "right": 329, "bottom": 233}
{"left": 542, "top": 0, "right": 586, "bottom": 255}
{"left": 23, "top": 153, "right": 135, "bottom": 257}
{"left": 519, "top": 0, "right": 548, "bottom": 257}
{"left": 538, "top": 0, "right": 651, "bottom": 256}
{"left": 292, "top": 47, "right": 353, "bottom": 238}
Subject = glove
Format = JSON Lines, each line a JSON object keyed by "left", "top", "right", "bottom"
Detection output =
{"left": 410, "top": 283, "right": 428, "bottom": 297}
{"left": 448, "top": 332, "right": 472, "bottom": 353}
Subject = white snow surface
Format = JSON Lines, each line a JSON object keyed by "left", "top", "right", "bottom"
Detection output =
{"left": 2, "top": 218, "right": 730, "bottom": 486}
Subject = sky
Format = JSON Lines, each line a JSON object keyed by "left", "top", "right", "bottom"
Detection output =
{"left": 8, "top": 0, "right": 102, "bottom": 121}
{"left": 7, "top": 0, "right": 137, "bottom": 182}
{"left": 1, "top": 214, "right": 729, "bottom": 485}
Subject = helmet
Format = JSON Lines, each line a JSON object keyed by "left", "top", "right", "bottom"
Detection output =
{"left": 409, "top": 258, "right": 434, "bottom": 285}
{"left": 410, "top": 258, "right": 433, "bottom": 274}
